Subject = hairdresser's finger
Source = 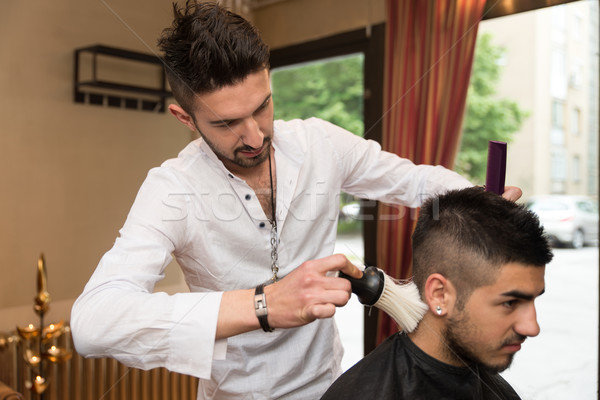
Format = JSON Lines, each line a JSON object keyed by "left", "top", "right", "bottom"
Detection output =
{"left": 319, "top": 253, "right": 363, "bottom": 279}
{"left": 311, "top": 254, "right": 362, "bottom": 279}
{"left": 501, "top": 186, "right": 522, "bottom": 202}
{"left": 337, "top": 257, "right": 363, "bottom": 279}
{"left": 307, "top": 303, "right": 337, "bottom": 320}
{"left": 312, "top": 287, "right": 352, "bottom": 310}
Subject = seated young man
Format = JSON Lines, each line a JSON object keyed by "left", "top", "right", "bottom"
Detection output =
{"left": 321, "top": 187, "right": 553, "bottom": 400}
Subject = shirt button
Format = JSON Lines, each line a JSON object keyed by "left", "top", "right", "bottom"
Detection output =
{"left": 259, "top": 222, "right": 266, "bottom": 228}
{"left": 245, "top": 194, "right": 251, "bottom": 200}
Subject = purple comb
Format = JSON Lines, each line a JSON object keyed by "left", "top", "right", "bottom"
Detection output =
{"left": 485, "top": 141, "right": 506, "bottom": 195}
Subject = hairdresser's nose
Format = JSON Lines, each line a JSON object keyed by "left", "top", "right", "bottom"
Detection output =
{"left": 514, "top": 304, "right": 540, "bottom": 338}
{"left": 241, "top": 117, "right": 264, "bottom": 149}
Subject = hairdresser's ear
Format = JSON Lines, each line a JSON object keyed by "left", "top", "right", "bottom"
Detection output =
{"left": 424, "top": 273, "right": 456, "bottom": 316}
{"left": 168, "top": 104, "right": 197, "bottom": 132}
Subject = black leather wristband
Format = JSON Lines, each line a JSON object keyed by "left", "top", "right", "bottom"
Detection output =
{"left": 254, "top": 284, "right": 273, "bottom": 332}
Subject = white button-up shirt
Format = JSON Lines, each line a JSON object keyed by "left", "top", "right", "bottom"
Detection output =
{"left": 71, "top": 118, "right": 471, "bottom": 399}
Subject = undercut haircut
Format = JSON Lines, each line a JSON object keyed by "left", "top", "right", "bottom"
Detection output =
{"left": 157, "top": 1, "right": 270, "bottom": 113}
{"left": 412, "top": 187, "right": 553, "bottom": 309}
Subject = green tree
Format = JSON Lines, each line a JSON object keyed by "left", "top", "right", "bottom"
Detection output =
{"left": 271, "top": 54, "right": 365, "bottom": 234}
{"left": 455, "top": 33, "right": 528, "bottom": 184}
{"left": 271, "top": 54, "right": 364, "bottom": 136}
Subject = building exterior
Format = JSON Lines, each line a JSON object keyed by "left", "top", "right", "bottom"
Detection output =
{"left": 478, "top": 0, "right": 599, "bottom": 199}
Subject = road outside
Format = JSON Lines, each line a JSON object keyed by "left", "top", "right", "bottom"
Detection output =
{"left": 334, "top": 234, "right": 599, "bottom": 399}
{"left": 501, "top": 246, "right": 598, "bottom": 399}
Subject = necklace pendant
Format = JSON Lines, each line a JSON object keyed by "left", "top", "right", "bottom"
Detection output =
{"left": 271, "top": 265, "right": 279, "bottom": 282}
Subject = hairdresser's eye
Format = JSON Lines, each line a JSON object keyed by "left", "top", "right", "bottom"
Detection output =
{"left": 255, "top": 96, "right": 271, "bottom": 113}
{"left": 214, "top": 119, "right": 240, "bottom": 129}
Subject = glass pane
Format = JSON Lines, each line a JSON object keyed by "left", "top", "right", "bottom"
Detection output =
{"left": 271, "top": 53, "right": 366, "bottom": 371}
{"left": 465, "top": 2, "right": 599, "bottom": 397}
{"left": 271, "top": 53, "right": 365, "bottom": 137}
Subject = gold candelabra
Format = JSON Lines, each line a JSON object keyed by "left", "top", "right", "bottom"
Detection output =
{"left": 16, "top": 254, "right": 72, "bottom": 397}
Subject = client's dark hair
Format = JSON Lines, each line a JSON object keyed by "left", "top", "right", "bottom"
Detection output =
{"left": 157, "top": 1, "right": 270, "bottom": 113}
{"left": 412, "top": 187, "right": 553, "bottom": 309}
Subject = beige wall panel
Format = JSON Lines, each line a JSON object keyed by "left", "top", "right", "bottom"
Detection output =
{"left": 254, "top": 0, "right": 385, "bottom": 49}
{"left": 0, "top": 0, "right": 191, "bottom": 317}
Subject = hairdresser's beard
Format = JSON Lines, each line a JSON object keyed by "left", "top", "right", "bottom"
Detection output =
{"left": 198, "top": 129, "right": 273, "bottom": 170}
{"left": 442, "top": 313, "right": 525, "bottom": 373}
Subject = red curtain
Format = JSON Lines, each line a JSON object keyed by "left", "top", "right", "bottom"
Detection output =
{"left": 376, "top": 0, "right": 486, "bottom": 344}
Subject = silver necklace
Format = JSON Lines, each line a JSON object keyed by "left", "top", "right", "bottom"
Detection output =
{"left": 268, "top": 153, "right": 279, "bottom": 281}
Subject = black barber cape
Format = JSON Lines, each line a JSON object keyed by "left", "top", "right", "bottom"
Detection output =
{"left": 321, "top": 332, "right": 521, "bottom": 400}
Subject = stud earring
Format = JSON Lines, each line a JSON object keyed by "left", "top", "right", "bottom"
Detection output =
{"left": 436, "top": 306, "right": 442, "bottom": 315}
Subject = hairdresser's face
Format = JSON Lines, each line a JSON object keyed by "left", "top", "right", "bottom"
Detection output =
{"left": 169, "top": 68, "right": 274, "bottom": 175}
{"left": 442, "top": 263, "right": 545, "bottom": 372}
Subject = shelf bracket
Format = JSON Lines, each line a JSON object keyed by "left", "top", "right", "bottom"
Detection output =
{"left": 73, "top": 45, "right": 172, "bottom": 113}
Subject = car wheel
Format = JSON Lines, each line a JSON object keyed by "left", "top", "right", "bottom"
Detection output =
{"left": 571, "top": 229, "right": 585, "bottom": 249}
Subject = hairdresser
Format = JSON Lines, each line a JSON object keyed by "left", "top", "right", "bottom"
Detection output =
{"left": 70, "top": 2, "right": 521, "bottom": 399}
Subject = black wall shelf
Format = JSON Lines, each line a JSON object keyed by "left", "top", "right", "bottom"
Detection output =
{"left": 73, "top": 45, "right": 172, "bottom": 113}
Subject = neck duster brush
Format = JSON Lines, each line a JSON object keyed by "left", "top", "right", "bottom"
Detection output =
{"left": 339, "top": 267, "right": 427, "bottom": 333}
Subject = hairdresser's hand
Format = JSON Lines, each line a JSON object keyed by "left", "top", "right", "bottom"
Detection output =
{"left": 501, "top": 186, "right": 522, "bottom": 202}
{"left": 265, "top": 254, "right": 362, "bottom": 328}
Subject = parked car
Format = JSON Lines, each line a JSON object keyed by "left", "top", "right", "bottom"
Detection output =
{"left": 526, "top": 195, "right": 599, "bottom": 249}
{"left": 340, "top": 202, "right": 361, "bottom": 220}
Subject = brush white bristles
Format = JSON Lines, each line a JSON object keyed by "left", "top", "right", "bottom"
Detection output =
{"left": 373, "top": 272, "right": 428, "bottom": 333}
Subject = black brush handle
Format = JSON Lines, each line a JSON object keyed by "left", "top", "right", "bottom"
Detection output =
{"left": 339, "top": 266, "right": 384, "bottom": 306}
{"left": 485, "top": 141, "right": 507, "bottom": 195}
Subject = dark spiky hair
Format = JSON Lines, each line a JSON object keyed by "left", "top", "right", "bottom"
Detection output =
{"left": 412, "top": 187, "right": 553, "bottom": 308}
{"left": 157, "top": 1, "right": 270, "bottom": 113}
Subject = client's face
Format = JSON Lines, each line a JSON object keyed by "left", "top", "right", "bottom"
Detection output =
{"left": 442, "top": 263, "right": 545, "bottom": 373}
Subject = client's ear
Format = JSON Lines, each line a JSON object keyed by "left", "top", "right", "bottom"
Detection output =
{"left": 424, "top": 274, "right": 456, "bottom": 317}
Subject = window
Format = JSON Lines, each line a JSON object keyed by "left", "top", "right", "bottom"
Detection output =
{"left": 552, "top": 99, "right": 565, "bottom": 128}
{"left": 464, "top": 2, "right": 598, "bottom": 397}
{"left": 569, "top": 58, "right": 584, "bottom": 88}
{"left": 571, "top": 107, "right": 581, "bottom": 136}
{"left": 572, "top": 154, "right": 581, "bottom": 183}
{"left": 272, "top": 57, "right": 368, "bottom": 368}
{"left": 551, "top": 5, "right": 566, "bottom": 43}
{"left": 551, "top": 99, "right": 565, "bottom": 145}
{"left": 551, "top": 149, "right": 567, "bottom": 182}
{"left": 551, "top": 48, "right": 567, "bottom": 98}
{"left": 573, "top": 13, "right": 583, "bottom": 41}
{"left": 269, "top": 24, "right": 385, "bottom": 368}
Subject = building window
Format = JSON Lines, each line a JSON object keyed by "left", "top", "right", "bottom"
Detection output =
{"left": 551, "top": 150, "right": 567, "bottom": 182}
{"left": 552, "top": 99, "right": 565, "bottom": 128}
{"left": 551, "top": 48, "right": 567, "bottom": 98}
{"left": 572, "top": 155, "right": 581, "bottom": 183}
{"left": 569, "top": 59, "right": 584, "bottom": 88}
{"left": 571, "top": 107, "right": 581, "bottom": 136}
{"left": 551, "top": 5, "right": 566, "bottom": 44}
{"left": 551, "top": 99, "right": 565, "bottom": 145}
{"left": 573, "top": 13, "right": 583, "bottom": 41}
